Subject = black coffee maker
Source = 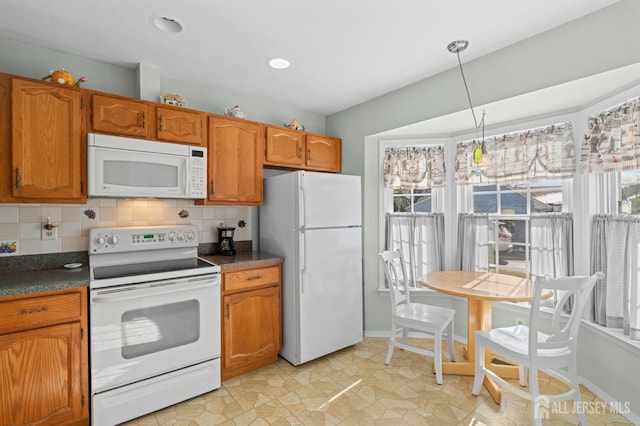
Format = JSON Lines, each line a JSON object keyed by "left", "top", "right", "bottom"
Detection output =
{"left": 217, "top": 227, "right": 236, "bottom": 256}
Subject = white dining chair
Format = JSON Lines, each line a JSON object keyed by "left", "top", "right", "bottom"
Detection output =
{"left": 379, "top": 250, "right": 456, "bottom": 384}
{"left": 471, "top": 272, "right": 604, "bottom": 425}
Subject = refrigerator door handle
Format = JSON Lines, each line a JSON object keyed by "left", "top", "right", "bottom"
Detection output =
{"left": 300, "top": 173, "right": 307, "bottom": 229}
{"left": 299, "top": 230, "right": 306, "bottom": 293}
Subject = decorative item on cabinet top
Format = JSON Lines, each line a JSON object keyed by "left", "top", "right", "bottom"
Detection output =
{"left": 161, "top": 93, "right": 188, "bottom": 107}
{"left": 284, "top": 118, "right": 304, "bottom": 131}
{"left": 224, "top": 105, "right": 247, "bottom": 119}
{"left": 41, "top": 69, "right": 87, "bottom": 87}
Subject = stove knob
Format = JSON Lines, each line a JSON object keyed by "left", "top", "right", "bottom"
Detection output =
{"left": 177, "top": 231, "right": 185, "bottom": 241}
{"left": 168, "top": 231, "right": 176, "bottom": 241}
{"left": 107, "top": 235, "right": 119, "bottom": 246}
{"left": 187, "top": 230, "right": 195, "bottom": 241}
{"left": 94, "top": 236, "right": 105, "bottom": 246}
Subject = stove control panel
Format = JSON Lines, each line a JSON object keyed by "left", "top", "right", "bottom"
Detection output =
{"left": 90, "top": 225, "right": 199, "bottom": 253}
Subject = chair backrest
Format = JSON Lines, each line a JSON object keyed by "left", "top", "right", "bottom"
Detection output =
{"left": 379, "top": 250, "right": 411, "bottom": 312}
{"left": 528, "top": 272, "right": 604, "bottom": 356}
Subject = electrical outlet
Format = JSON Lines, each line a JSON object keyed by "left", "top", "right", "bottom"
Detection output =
{"left": 41, "top": 223, "right": 58, "bottom": 240}
{"left": 516, "top": 318, "right": 526, "bottom": 326}
{"left": 216, "top": 220, "right": 225, "bottom": 227}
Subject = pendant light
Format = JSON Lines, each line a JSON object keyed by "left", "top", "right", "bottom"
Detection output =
{"left": 448, "top": 40, "right": 485, "bottom": 164}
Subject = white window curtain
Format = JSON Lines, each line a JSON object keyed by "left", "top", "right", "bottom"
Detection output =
{"left": 530, "top": 213, "right": 574, "bottom": 280}
{"left": 385, "top": 213, "right": 444, "bottom": 288}
{"left": 455, "top": 122, "right": 575, "bottom": 186}
{"left": 530, "top": 213, "right": 574, "bottom": 309}
{"left": 382, "top": 146, "right": 446, "bottom": 190}
{"left": 590, "top": 214, "right": 640, "bottom": 341}
{"left": 580, "top": 96, "right": 640, "bottom": 174}
{"left": 455, "top": 213, "right": 490, "bottom": 271}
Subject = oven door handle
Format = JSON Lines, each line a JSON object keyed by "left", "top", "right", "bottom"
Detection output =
{"left": 91, "top": 277, "right": 218, "bottom": 303}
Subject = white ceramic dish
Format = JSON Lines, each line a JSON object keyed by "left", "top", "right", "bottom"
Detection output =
{"left": 63, "top": 263, "right": 83, "bottom": 269}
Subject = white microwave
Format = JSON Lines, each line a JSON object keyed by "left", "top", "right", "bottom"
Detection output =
{"left": 87, "top": 133, "right": 207, "bottom": 199}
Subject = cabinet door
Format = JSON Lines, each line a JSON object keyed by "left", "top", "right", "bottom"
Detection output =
{"left": 0, "top": 323, "right": 85, "bottom": 426}
{"left": 206, "top": 117, "right": 263, "bottom": 205}
{"left": 305, "top": 134, "right": 342, "bottom": 172}
{"left": 156, "top": 105, "right": 205, "bottom": 145}
{"left": 222, "top": 286, "right": 281, "bottom": 370}
{"left": 0, "top": 75, "right": 12, "bottom": 202}
{"left": 91, "top": 93, "right": 150, "bottom": 137}
{"left": 264, "top": 126, "right": 305, "bottom": 168}
{"left": 11, "top": 79, "right": 85, "bottom": 201}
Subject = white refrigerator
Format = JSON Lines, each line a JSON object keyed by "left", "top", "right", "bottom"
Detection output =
{"left": 260, "top": 171, "right": 363, "bottom": 366}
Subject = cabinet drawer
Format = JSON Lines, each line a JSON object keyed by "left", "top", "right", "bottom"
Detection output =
{"left": 223, "top": 265, "right": 280, "bottom": 293}
{"left": 0, "top": 291, "right": 83, "bottom": 334}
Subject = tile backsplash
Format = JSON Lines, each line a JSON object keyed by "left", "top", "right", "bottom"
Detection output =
{"left": 0, "top": 198, "right": 250, "bottom": 256}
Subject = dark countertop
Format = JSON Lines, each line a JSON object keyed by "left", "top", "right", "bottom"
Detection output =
{"left": 0, "top": 266, "right": 90, "bottom": 298}
{"left": 201, "top": 251, "right": 283, "bottom": 270}
{"left": 0, "top": 251, "right": 282, "bottom": 298}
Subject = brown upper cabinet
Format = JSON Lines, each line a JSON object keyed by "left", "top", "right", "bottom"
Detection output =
{"left": 0, "top": 77, "right": 86, "bottom": 203}
{"left": 89, "top": 93, "right": 205, "bottom": 146}
{"left": 305, "top": 132, "right": 342, "bottom": 173}
{"left": 264, "top": 125, "right": 341, "bottom": 173}
{"left": 198, "top": 116, "right": 264, "bottom": 205}
{"left": 156, "top": 105, "right": 206, "bottom": 145}
{"left": 264, "top": 126, "right": 305, "bottom": 168}
{"left": 90, "top": 93, "right": 149, "bottom": 138}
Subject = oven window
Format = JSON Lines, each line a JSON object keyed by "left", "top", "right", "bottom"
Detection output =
{"left": 121, "top": 299, "right": 200, "bottom": 359}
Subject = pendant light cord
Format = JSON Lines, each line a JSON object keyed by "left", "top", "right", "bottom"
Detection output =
{"left": 453, "top": 50, "right": 485, "bottom": 133}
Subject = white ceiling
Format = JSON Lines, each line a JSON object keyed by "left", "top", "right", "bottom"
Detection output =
{"left": 0, "top": 0, "right": 621, "bottom": 115}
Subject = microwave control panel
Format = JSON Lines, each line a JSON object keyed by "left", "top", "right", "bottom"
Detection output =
{"left": 189, "top": 147, "right": 207, "bottom": 198}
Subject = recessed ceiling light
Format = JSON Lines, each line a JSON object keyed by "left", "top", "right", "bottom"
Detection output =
{"left": 268, "top": 58, "right": 290, "bottom": 70}
{"left": 151, "top": 15, "right": 185, "bottom": 34}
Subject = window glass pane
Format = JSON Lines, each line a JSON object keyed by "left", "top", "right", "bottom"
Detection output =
{"left": 473, "top": 185, "right": 498, "bottom": 192}
{"left": 473, "top": 193, "right": 498, "bottom": 213}
{"left": 621, "top": 169, "right": 640, "bottom": 214}
{"left": 529, "top": 180, "right": 564, "bottom": 212}
{"left": 392, "top": 188, "right": 432, "bottom": 212}
{"left": 500, "top": 192, "right": 528, "bottom": 215}
{"left": 413, "top": 194, "right": 432, "bottom": 212}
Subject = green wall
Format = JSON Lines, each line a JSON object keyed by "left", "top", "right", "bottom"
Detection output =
{"left": 0, "top": 37, "right": 326, "bottom": 134}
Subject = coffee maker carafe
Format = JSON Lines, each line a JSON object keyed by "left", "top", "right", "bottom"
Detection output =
{"left": 217, "top": 227, "right": 236, "bottom": 256}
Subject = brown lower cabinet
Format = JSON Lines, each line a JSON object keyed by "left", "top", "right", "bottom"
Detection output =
{"left": 0, "top": 287, "right": 88, "bottom": 426}
{"left": 221, "top": 263, "right": 282, "bottom": 380}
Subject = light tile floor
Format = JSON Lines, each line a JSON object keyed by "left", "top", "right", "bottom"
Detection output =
{"left": 123, "top": 337, "right": 631, "bottom": 425}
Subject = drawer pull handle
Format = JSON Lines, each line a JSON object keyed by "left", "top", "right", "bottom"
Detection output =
{"left": 20, "top": 307, "right": 48, "bottom": 315}
{"left": 247, "top": 276, "right": 262, "bottom": 281}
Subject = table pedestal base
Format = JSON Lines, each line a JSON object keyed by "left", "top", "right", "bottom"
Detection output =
{"left": 433, "top": 299, "right": 521, "bottom": 404}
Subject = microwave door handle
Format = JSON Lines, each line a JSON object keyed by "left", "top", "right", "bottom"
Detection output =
{"left": 183, "top": 157, "right": 189, "bottom": 196}
{"left": 92, "top": 277, "right": 217, "bottom": 303}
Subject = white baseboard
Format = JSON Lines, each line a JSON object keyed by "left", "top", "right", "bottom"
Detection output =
{"left": 580, "top": 377, "right": 639, "bottom": 424}
{"left": 364, "top": 330, "right": 467, "bottom": 345}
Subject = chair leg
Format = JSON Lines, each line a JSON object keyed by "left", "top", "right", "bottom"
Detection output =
{"left": 519, "top": 365, "right": 529, "bottom": 386}
{"left": 434, "top": 331, "right": 443, "bottom": 385}
{"left": 385, "top": 326, "right": 396, "bottom": 365}
{"left": 529, "top": 367, "right": 543, "bottom": 426}
{"left": 447, "top": 320, "right": 456, "bottom": 362}
{"left": 568, "top": 360, "right": 588, "bottom": 425}
{"left": 471, "top": 337, "right": 484, "bottom": 395}
{"left": 401, "top": 327, "right": 409, "bottom": 344}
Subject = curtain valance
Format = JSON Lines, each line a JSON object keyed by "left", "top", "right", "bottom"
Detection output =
{"left": 580, "top": 96, "right": 640, "bottom": 174}
{"left": 383, "top": 146, "right": 446, "bottom": 190}
{"left": 455, "top": 122, "right": 575, "bottom": 185}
